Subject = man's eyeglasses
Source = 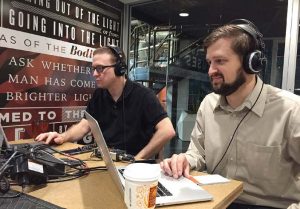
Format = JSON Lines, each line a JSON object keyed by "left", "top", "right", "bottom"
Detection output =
{"left": 92, "top": 64, "right": 116, "bottom": 74}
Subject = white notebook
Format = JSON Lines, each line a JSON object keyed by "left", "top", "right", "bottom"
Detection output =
{"left": 194, "top": 174, "right": 230, "bottom": 185}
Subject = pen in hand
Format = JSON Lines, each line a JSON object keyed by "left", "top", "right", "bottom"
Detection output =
{"left": 188, "top": 176, "right": 202, "bottom": 186}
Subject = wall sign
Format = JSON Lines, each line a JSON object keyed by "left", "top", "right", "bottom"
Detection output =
{"left": 0, "top": 0, "right": 122, "bottom": 141}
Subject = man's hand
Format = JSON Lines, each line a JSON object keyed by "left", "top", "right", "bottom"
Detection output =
{"left": 160, "top": 153, "right": 190, "bottom": 179}
{"left": 35, "top": 132, "right": 65, "bottom": 145}
{"left": 287, "top": 203, "right": 300, "bottom": 209}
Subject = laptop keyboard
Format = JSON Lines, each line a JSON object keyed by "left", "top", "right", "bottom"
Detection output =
{"left": 156, "top": 182, "right": 173, "bottom": 197}
{"left": 118, "top": 169, "right": 173, "bottom": 197}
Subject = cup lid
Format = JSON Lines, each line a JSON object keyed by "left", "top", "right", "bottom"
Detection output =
{"left": 123, "top": 163, "right": 160, "bottom": 182}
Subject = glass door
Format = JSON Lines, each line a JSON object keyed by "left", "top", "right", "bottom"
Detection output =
{"left": 282, "top": 0, "right": 300, "bottom": 94}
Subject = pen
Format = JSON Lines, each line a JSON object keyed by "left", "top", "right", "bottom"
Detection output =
{"left": 188, "top": 176, "right": 202, "bottom": 186}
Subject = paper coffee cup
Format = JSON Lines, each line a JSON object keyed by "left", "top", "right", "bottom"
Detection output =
{"left": 123, "top": 163, "right": 160, "bottom": 209}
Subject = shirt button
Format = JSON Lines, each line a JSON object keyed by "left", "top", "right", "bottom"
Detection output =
{"left": 113, "top": 105, "right": 117, "bottom": 109}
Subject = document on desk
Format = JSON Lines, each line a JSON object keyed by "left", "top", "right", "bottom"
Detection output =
{"left": 194, "top": 174, "right": 230, "bottom": 185}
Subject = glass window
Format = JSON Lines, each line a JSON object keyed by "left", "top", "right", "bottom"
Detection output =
{"left": 128, "top": 0, "right": 289, "bottom": 155}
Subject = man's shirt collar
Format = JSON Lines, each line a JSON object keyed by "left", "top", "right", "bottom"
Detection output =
{"left": 213, "top": 76, "right": 266, "bottom": 117}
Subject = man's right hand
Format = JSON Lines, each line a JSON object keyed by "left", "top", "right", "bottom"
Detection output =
{"left": 35, "top": 132, "right": 65, "bottom": 145}
{"left": 160, "top": 153, "right": 190, "bottom": 179}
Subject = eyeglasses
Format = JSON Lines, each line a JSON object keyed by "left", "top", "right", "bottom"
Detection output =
{"left": 92, "top": 64, "right": 116, "bottom": 74}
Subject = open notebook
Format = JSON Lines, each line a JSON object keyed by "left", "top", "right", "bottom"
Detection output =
{"left": 84, "top": 111, "right": 213, "bottom": 206}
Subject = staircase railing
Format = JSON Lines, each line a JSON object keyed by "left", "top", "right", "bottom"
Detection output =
{"left": 169, "top": 37, "right": 203, "bottom": 64}
{"left": 129, "top": 23, "right": 205, "bottom": 94}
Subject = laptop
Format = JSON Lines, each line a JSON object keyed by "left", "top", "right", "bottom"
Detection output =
{"left": 84, "top": 111, "right": 213, "bottom": 206}
{"left": 0, "top": 123, "right": 55, "bottom": 156}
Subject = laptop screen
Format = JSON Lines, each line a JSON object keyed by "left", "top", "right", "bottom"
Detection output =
{"left": 84, "top": 111, "right": 213, "bottom": 207}
{"left": 84, "top": 111, "right": 125, "bottom": 197}
{"left": 0, "top": 124, "right": 11, "bottom": 151}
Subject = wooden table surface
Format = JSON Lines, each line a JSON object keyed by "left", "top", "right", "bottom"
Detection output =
{"left": 9, "top": 141, "right": 243, "bottom": 209}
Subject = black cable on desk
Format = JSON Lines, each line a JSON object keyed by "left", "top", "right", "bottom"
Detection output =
{"left": 0, "top": 144, "right": 108, "bottom": 188}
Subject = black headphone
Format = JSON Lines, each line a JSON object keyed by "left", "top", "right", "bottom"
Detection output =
{"left": 230, "top": 19, "right": 267, "bottom": 74}
{"left": 106, "top": 45, "right": 127, "bottom": 76}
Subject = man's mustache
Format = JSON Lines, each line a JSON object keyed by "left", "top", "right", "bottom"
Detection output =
{"left": 210, "top": 73, "right": 224, "bottom": 81}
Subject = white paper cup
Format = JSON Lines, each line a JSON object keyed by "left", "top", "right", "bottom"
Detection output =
{"left": 123, "top": 163, "right": 160, "bottom": 209}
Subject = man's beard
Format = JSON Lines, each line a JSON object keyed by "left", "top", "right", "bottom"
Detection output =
{"left": 211, "top": 69, "right": 246, "bottom": 96}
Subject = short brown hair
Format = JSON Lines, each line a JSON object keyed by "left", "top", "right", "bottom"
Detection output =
{"left": 93, "top": 46, "right": 126, "bottom": 64}
{"left": 203, "top": 25, "right": 257, "bottom": 58}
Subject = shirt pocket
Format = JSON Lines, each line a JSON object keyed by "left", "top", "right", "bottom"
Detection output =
{"left": 237, "top": 139, "right": 290, "bottom": 183}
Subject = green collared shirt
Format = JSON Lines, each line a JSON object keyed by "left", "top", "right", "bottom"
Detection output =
{"left": 186, "top": 77, "right": 300, "bottom": 208}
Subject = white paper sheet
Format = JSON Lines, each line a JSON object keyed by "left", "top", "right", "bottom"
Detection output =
{"left": 193, "top": 174, "right": 230, "bottom": 185}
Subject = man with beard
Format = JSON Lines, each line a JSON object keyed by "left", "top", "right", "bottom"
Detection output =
{"left": 160, "top": 19, "right": 300, "bottom": 209}
{"left": 36, "top": 45, "right": 175, "bottom": 160}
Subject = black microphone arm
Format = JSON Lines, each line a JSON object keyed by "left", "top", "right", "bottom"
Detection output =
{"left": 0, "top": 151, "right": 18, "bottom": 193}
{"left": 0, "top": 151, "right": 18, "bottom": 178}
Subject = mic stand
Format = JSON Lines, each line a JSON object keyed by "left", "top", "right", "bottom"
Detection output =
{"left": 0, "top": 151, "right": 18, "bottom": 193}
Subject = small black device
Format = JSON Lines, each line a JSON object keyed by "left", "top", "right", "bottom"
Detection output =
{"left": 109, "top": 149, "right": 125, "bottom": 161}
{"left": 10, "top": 154, "right": 48, "bottom": 186}
{"left": 108, "top": 149, "right": 134, "bottom": 162}
{"left": 61, "top": 143, "right": 98, "bottom": 155}
{"left": 229, "top": 19, "right": 267, "bottom": 74}
{"left": 107, "top": 45, "right": 127, "bottom": 76}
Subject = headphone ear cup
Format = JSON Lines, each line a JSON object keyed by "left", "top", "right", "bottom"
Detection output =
{"left": 229, "top": 19, "right": 267, "bottom": 74}
{"left": 114, "top": 60, "right": 127, "bottom": 76}
{"left": 107, "top": 45, "right": 127, "bottom": 76}
{"left": 243, "top": 50, "right": 266, "bottom": 74}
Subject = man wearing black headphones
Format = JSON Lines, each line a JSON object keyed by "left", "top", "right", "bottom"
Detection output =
{"left": 36, "top": 46, "right": 175, "bottom": 160}
{"left": 160, "top": 20, "right": 300, "bottom": 209}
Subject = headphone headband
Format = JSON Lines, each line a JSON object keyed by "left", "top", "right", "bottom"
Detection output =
{"left": 229, "top": 19, "right": 265, "bottom": 51}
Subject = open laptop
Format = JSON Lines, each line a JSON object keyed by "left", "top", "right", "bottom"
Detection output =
{"left": 84, "top": 111, "right": 213, "bottom": 206}
{"left": 0, "top": 123, "right": 55, "bottom": 155}
{"left": 0, "top": 123, "right": 27, "bottom": 151}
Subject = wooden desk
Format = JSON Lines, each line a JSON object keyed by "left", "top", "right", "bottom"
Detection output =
{"left": 11, "top": 142, "right": 243, "bottom": 209}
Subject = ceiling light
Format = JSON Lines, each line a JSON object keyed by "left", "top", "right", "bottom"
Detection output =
{"left": 179, "top": 12, "right": 189, "bottom": 17}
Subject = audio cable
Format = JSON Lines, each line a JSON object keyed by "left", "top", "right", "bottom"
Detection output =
{"left": 211, "top": 82, "right": 264, "bottom": 174}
